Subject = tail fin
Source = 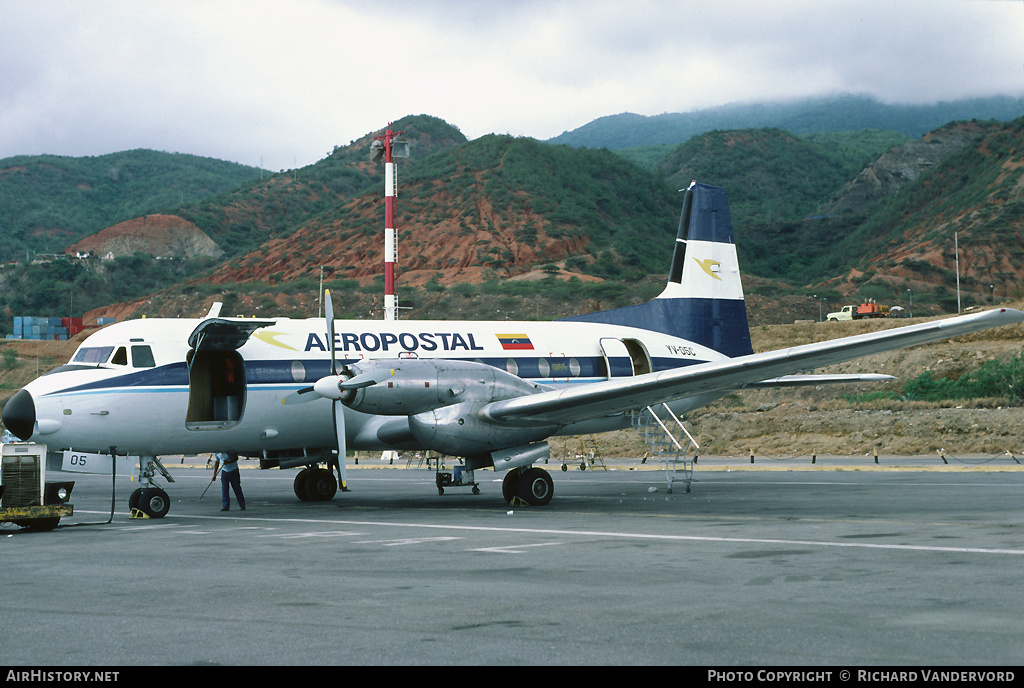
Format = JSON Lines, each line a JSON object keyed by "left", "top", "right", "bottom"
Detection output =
{"left": 560, "top": 182, "right": 753, "bottom": 358}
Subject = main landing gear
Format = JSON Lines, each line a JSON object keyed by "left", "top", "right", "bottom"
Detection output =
{"left": 501, "top": 466, "right": 554, "bottom": 506}
{"left": 293, "top": 466, "right": 338, "bottom": 502}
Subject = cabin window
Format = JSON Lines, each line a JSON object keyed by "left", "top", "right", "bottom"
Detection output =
{"left": 131, "top": 345, "right": 155, "bottom": 368}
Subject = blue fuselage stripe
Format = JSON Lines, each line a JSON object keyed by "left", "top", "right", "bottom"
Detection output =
{"left": 41, "top": 355, "right": 706, "bottom": 397}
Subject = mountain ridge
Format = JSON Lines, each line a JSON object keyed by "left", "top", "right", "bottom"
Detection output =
{"left": 0, "top": 149, "right": 264, "bottom": 259}
{"left": 1, "top": 100, "right": 1022, "bottom": 332}
{"left": 548, "top": 93, "right": 1024, "bottom": 149}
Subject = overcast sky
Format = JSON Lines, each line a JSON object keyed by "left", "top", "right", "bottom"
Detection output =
{"left": 2, "top": 0, "right": 1022, "bottom": 171}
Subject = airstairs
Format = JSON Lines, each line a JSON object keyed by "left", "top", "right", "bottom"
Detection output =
{"left": 631, "top": 404, "right": 698, "bottom": 493}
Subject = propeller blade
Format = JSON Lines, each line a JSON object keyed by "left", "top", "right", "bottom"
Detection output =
{"left": 324, "top": 290, "right": 348, "bottom": 491}
{"left": 325, "top": 288, "right": 337, "bottom": 376}
{"left": 334, "top": 400, "right": 348, "bottom": 492}
{"left": 280, "top": 387, "right": 317, "bottom": 405}
{"left": 339, "top": 368, "right": 393, "bottom": 390}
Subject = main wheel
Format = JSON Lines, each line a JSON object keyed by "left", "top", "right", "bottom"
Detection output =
{"left": 502, "top": 469, "right": 519, "bottom": 505}
{"left": 294, "top": 468, "right": 310, "bottom": 501}
{"left": 517, "top": 467, "right": 554, "bottom": 506}
{"left": 304, "top": 468, "right": 337, "bottom": 501}
{"left": 139, "top": 487, "right": 170, "bottom": 518}
{"left": 128, "top": 487, "right": 143, "bottom": 512}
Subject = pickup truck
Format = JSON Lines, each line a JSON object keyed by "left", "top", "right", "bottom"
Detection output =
{"left": 826, "top": 303, "right": 890, "bottom": 321}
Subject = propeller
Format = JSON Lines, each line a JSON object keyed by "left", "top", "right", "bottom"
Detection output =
{"left": 279, "top": 292, "right": 353, "bottom": 484}
{"left": 281, "top": 370, "right": 384, "bottom": 405}
{"left": 278, "top": 290, "right": 392, "bottom": 493}
{"left": 282, "top": 353, "right": 392, "bottom": 405}
{"left": 280, "top": 288, "right": 350, "bottom": 407}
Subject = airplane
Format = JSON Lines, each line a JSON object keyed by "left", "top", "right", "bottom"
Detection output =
{"left": 3, "top": 182, "right": 1021, "bottom": 518}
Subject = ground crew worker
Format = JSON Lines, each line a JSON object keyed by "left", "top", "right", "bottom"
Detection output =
{"left": 213, "top": 451, "right": 246, "bottom": 511}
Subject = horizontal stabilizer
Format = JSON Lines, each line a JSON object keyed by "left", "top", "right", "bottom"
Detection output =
{"left": 746, "top": 374, "right": 897, "bottom": 388}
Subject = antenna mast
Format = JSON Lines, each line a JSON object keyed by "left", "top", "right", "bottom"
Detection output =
{"left": 371, "top": 123, "right": 409, "bottom": 321}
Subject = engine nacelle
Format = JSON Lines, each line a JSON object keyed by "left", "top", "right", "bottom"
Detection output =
{"left": 408, "top": 400, "right": 558, "bottom": 457}
{"left": 340, "top": 358, "right": 546, "bottom": 417}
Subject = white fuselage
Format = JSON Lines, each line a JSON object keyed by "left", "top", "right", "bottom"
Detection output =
{"left": 18, "top": 314, "right": 727, "bottom": 458}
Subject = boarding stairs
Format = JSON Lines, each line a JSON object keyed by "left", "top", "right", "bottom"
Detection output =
{"left": 631, "top": 404, "right": 698, "bottom": 493}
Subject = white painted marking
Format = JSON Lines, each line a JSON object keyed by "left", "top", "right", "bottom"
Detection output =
{"left": 352, "top": 536, "right": 462, "bottom": 547}
{"left": 469, "top": 542, "right": 563, "bottom": 554}
{"left": 270, "top": 531, "right": 363, "bottom": 539}
{"left": 88, "top": 512, "right": 1024, "bottom": 557}
{"left": 320, "top": 519, "right": 1024, "bottom": 556}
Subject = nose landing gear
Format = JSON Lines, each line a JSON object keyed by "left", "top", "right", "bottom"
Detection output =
{"left": 129, "top": 455, "right": 175, "bottom": 518}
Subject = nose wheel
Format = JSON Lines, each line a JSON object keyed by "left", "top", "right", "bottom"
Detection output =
{"left": 128, "top": 487, "right": 171, "bottom": 518}
{"left": 502, "top": 466, "right": 554, "bottom": 506}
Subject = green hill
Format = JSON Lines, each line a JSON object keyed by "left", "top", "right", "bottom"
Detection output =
{"left": 173, "top": 115, "right": 467, "bottom": 257}
{"left": 657, "top": 128, "right": 887, "bottom": 223}
{"left": 205, "top": 133, "right": 681, "bottom": 291}
{"left": 400, "top": 134, "right": 681, "bottom": 278}
{"left": 2, "top": 112, "right": 1022, "bottom": 332}
{"left": 0, "top": 149, "right": 264, "bottom": 259}
{"left": 549, "top": 94, "right": 1024, "bottom": 150}
{"left": 814, "top": 115, "right": 1024, "bottom": 309}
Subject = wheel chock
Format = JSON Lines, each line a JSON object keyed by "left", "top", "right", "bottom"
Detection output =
{"left": 129, "top": 508, "right": 150, "bottom": 519}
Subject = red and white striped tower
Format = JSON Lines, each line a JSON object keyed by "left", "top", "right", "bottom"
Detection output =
{"left": 376, "top": 123, "right": 404, "bottom": 321}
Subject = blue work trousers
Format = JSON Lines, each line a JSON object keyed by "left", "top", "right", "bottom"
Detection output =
{"left": 221, "top": 469, "right": 245, "bottom": 510}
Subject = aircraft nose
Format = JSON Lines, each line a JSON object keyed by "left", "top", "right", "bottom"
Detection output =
{"left": 2, "top": 389, "right": 37, "bottom": 441}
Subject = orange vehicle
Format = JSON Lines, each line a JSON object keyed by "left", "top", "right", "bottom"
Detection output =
{"left": 854, "top": 301, "right": 890, "bottom": 319}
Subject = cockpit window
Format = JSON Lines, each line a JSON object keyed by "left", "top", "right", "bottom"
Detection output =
{"left": 68, "top": 344, "right": 156, "bottom": 368}
{"left": 72, "top": 346, "right": 114, "bottom": 364}
{"left": 111, "top": 347, "right": 128, "bottom": 366}
{"left": 131, "top": 345, "right": 155, "bottom": 368}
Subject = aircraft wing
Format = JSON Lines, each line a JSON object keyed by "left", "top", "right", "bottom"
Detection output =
{"left": 481, "top": 308, "right": 1023, "bottom": 426}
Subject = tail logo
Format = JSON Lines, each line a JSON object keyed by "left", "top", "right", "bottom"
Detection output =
{"left": 693, "top": 257, "right": 722, "bottom": 281}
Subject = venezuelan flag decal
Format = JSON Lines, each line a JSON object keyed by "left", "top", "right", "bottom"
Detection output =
{"left": 497, "top": 334, "right": 534, "bottom": 350}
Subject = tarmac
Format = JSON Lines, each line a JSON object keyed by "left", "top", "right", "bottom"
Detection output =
{"left": 2, "top": 455, "right": 1022, "bottom": 667}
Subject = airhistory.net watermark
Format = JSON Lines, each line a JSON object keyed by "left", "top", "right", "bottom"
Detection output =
{"left": 5, "top": 671, "right": 119, "bottom": 683}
